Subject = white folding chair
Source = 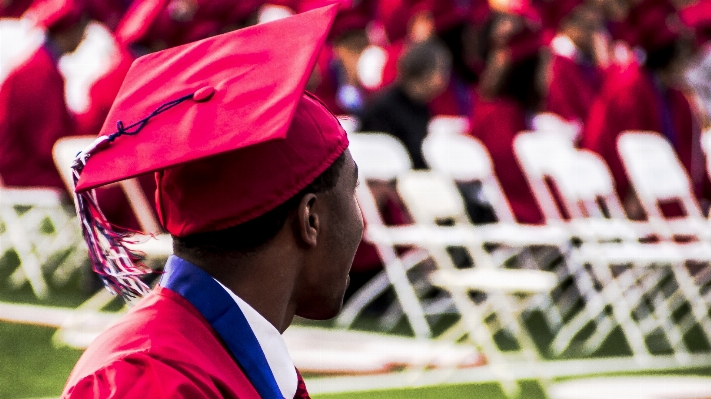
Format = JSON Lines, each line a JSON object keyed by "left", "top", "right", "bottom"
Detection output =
{"left": 531, "top": 112, "right": 581, "bottom": 144}
{"left": 514, "top": 132, "right": 658, "bottom": 360}
{"left": 617, "top": 131, "right": 711, "bottom": 242}
{"left": 396, "top": 170, "right": 556, "bottom": 396}
{"left": 617, "top": 131, "right": 711, "bottom": 345}
{"left": 0, "top": 182, "right": 82, "bottom": 297}
{"left": 427, "top": 115, "right": 470, "bottom": 137}
{"left": 337, "top": 132, "right": 435, "bottom": 339}
{"left": 548, "top": 148, "right": 711, "bottom": 360}
{"left": 421, "top": 132, "right": 574, "bottom": 330}
{"left": 517, "top": 132, "right": 711, "bottom": 362}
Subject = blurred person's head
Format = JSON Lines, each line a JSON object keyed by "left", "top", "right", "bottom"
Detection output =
{"left": 332, "top": 28, "right": 370, "bottom": 86}
{"left": 479, "top": 12, "right": 544, "bottom": 110}
{"left": 47, "top": 14, "right": 88, "bottom": 54}
{"left": 631, "top": 1, "right": 692, "bottom": 83}
{"left": 560, "top": 2, "right": 606, "bottom": 57}
{"left": 397, "top": 39, "right": 452, "bottom": 103}
{"left": 25, "top": 0, "right": 89, "bottom": 54}
{"left": 592, "top": 0, "right": 630, "bottom": 22}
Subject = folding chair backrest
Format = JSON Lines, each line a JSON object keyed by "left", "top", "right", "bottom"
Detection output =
{"left": 396, "top": 171, "right": 469, "bottom": 225}
{"left": 421, "top": 133, "right": 516, "bottom": 223}
{"left": 427, "top": 116, "right": 470, "bottom": 137}
{"left": 617, "top": 131, "right": 703, "bottom": 218}
{"left": 531, "top": 112, "right": 580, "bottom": 144}
{"left": 349, "top": 132, "right": 412, "bottom": 181}
{"left": 347, "top": 132, "right": 413, "bottom": 229}
{"left": 513, "top": 132, "right": 577, "bottom": 221}
{"left": 551, "top": 150, "right": 627, "bottom": 219}
{"left": 52, "top": 136, "right": 164, "bottom": 234}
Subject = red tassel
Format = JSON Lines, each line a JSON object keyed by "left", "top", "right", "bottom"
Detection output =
{"left": 71, "top": 150, "right": 151, "bottom": 300}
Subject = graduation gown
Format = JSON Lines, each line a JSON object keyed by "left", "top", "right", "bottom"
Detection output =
{"left": 0, "top": 44, "right": 74, "bottom": 188}
{"left": 581, "top": 64, "right": 702, "bottom": 201}
{"left": 469, "top": 96, "right": 544, "bottom": 224}
{"left": 63, "top": 256, "right": 309, "bottom": 399}
{"left": 545, "top": 36, "right": 602, "bottom": 125}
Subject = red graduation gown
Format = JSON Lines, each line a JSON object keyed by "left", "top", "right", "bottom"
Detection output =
{"left": 468, "top": 96, "right": 544, "bottom": 224}
{"left": 545, "top": 53, "right": 602, "bottom": 124}
{"left": 581, "top": 64, "right": 702, "bottom": 200}
{"left": 62, "top": 287, "right": 262, "bottom": 398}
{"left": 0, "top": 45, "right": 74, "bottom": 189}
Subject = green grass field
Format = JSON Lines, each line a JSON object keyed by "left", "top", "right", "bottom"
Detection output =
{"left": 1, "top": 251, "right": 710, "bottom": 398}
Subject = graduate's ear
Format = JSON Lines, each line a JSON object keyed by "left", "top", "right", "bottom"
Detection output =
{"left": 296, "top": 193, "right": 319, "bottom": 247}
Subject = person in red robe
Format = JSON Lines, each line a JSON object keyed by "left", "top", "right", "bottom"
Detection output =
{"left": 0, "top": 0, "right": 32, "bottom": 17}
{"left": 581, "top": 2, "right": 703, "bottom": 214}
{"left": 62, "top": 7, "right": 363, "bottom": 398}
{"left": 0, "top": 0, "right": 86, "bottom": 188}
{"left": 544, "top": 1, "right": 606, "bottom": 127}
{"left": 468, "top": 9, "right": 546, "bottom": 224}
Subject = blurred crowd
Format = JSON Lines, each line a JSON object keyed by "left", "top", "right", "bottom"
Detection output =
{"left": 2, "top": 0, "right": 711, "bottom": 279}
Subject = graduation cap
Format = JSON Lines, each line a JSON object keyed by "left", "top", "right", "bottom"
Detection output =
{"left": 71, "top": 4, "right": 348, "bottom": 299}
{"left": 24, "top": 0, "right": 85, "bottom": 31}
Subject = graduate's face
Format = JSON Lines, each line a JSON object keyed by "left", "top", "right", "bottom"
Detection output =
{"left": 294, "top": 150, "right": 364, "bottom": 320}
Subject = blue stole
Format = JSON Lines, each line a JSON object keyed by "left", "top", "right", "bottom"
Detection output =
{"left": 160, "top": 255, "right": 284, "bottom": 399}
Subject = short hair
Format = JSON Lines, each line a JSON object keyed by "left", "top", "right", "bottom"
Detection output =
{"left": 397, "top": 40, "right": 452, "bottom": 85}
{"left": 173, "top": 151, "right": 347, "bottom": 255}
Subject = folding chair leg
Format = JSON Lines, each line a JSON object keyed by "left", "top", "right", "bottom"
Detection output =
{"left": 2, "top": 210, "right": 49, "bottom": 298}
{"left": 335, "top": 248, "right": 430, "bottom": 330}
{"left": 378, "top": 249, "right": 433, "bottom": 338}
{"left": 336, "top": 271, "right": 391, "bottom": 329}
{"left": 669, "top": 263, "right": 711, "bottom": 349}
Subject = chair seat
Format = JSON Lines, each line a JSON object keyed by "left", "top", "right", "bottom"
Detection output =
{"left": 429, "top": 268, "right": 557, "bottom": 293}
{"left": 283, "top": 326, "right": 483, "bottom": 374}
{"left": 550, "top": 376, "right": 711, "bottom": 399}
{"left": 0, "top": 186, "right": 67, "bottom": 206}
{"left": 478, "top": 223, "right": 569, "bottom": 246}
{"left": 573, "top": 241, "right": 711, "bottom": 264}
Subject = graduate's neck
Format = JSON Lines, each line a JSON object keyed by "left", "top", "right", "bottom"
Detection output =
{"left": 177, "top": 241, "right": 301, "bottom": 333}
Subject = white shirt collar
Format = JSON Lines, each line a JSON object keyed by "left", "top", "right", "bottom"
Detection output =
{"left": 213, "top": 278, "right": 298, "bottom": 399}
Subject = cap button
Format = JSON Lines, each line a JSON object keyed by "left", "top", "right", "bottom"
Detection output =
{"left": 193, "top": 86, "right": 215, "bottom": 102}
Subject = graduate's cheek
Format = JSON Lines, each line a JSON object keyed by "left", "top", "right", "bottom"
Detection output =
{"left": 321, "top": 175, "right": 364, "bottom": 313}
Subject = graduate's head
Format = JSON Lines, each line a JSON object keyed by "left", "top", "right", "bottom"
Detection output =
{"left": 25, "top": 0, "right": 89, "bottom": 54}
{"left": 397, "top": 39, "right": 452, "bottom": 103}
{"left": 559, "top": 2, "right": 604, "bottom": 57}
{"left": 71, "top": 5, "right": 363, "bottom": 317}
{"left": 164, "top": 94, "right": 364, "bottom": 320}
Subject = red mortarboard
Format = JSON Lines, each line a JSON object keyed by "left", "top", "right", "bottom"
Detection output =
{"left": 71, "top": 4, "right": 347, "bottom": 298}
{"left": 623, "top": 0, "right": 680, "bottom": 52}
{"left": 114, "top": 0, "right": 170, "bottom": 46}
{"left": 24, "top": 0, "right": 84, "bottom": 31}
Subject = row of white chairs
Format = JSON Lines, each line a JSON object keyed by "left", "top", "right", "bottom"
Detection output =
{"left": 341, "top": 127, "right": 711, "bottom": 395}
